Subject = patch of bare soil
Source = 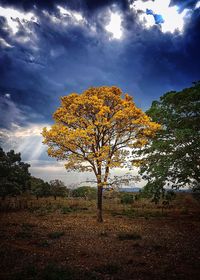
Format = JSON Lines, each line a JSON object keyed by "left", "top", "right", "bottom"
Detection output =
{"left": 0, "top": 211, "right": 200, "bottom": 280}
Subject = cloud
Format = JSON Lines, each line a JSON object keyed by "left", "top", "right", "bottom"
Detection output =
{"left": 0, "top": 121, "right": 75, "bottom": 183}
{"left": 0, "top": 92, "right": 47, "bottom": 130}
{"left": 0, "top": 5, "right": 37, "bottom": 34}
{"left": 0, "top": 0, "right": 199, "bottom": 185}
{"left": 0, "top": 94, "right": 26, "bottom": 128}
{"left": 0, "top": 1, "right": 200, "bottom": 122}
{"left": 132, "top": 0, "right": 194, "bottom": 33}
{"left": 0, "top": 122, "right": 49, "bottom": 159}
{"left": 170, "top": 0, "right": 198, "bottom": 12}
{"left": 105, "top": 10, "right": 123, "bottom": 39}
{"left": 0, "top": 37, "right": 13, "bottom": 47}
{"left": 30, "top": 160, "right": 146, "bottom": 187}
{"left": 29, "top": 160, "right": 86, "bottom": 185}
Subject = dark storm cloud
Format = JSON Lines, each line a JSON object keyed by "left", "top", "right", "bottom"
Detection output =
{"left": 0, "top": 94, "right": 25, "bottom": 128}
{"left": 0, "top": 1, "right": 129, "bottom": 127}
{"left": 129, "top": 6, "right": 200, "bottom": 83}
{"left": 0, "top": 41, "right": 56, "bottom": 126}
{"left": 0, "top": 0, "right": 200, "bottom": 129}
{"left": 0, "top": 0, "right": 199, "bottom": 183}
{"left": 0, "top": 0, "right": 198, "bottom": 12}
{"left": 0, "top": 0, "right": 129, "bottom": 13}
{"left": 170, "top": 0, "right": 198, "bottom": 11}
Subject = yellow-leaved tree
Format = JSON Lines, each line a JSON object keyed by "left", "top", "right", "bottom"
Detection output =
{"left": 42, "top": 86, "right": 160, "bottom": 222}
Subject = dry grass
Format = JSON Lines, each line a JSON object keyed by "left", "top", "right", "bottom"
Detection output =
{"left": 0, "top": 194, "right": 200, "bottom": 280}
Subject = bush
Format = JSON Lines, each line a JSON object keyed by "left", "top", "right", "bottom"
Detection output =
{"left": 60, "top": 206, "right": 73, "bottom": 214}
{"left": 48, "top": 231, "right": 65, "bottom": 239}
{"left": 118, "top": 232, "right": 142, "bottom": 241}
{"left": 120, "top": 193, "right": 134, "bottom": 204}
{"left": 38, "top": 240, "right": 51, "bottom": 248}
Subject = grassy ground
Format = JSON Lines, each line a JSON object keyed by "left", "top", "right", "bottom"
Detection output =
{"left": 0, "top": 194, "right": 200, "bottom": 280}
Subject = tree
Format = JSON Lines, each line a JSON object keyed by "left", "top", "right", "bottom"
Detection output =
{"left": 139, "top": 182, "right": 176, "bottom": 205}
{"left": 134, "top": 82, "right": 200, "bottom": 199}
{"left": 0, "top": 147, "right": 31, "bottom": 199}
{"left": 42, "top": 86, "right": 160, "bottom": 222}
{"left": 49, "top": 179, "right": 68, "bottom": 199}
{"left": 72, "top": 186, "right": 97, "bottom": 200}
{"left": 30, "top": 176, "right": 51, "bottom": 199}
{"left": 120, "top": 192, "right": 134, "bottom": 204}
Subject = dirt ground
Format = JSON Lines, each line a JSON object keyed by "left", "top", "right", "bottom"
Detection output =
{"left": 0, "top": 208, "right": 200, "bottom": 280}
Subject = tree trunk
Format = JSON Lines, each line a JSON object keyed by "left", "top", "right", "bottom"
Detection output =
{"left": 97, "top": 184, "right": 103, "bottom": 222}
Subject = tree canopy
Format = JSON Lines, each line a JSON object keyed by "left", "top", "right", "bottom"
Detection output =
{"left": 72, "top": 186, "right": 97, "bottom": 200}
{"left": 0, "top": 147, "right": 31, "bottom": 198}
{"left": 135, "top": 82, "right": 200, "bottom": 200}
{"left": 43, "top": 86, "right": 160, "bottom": 221}
{"left": 30, "top": 176, "right": 51, "bottom": 199}
{"left": 49, "top": 179, "right": 68, "bottom": 199}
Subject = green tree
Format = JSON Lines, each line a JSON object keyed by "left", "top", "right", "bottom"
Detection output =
{"left": 135, "top": 82, "right": 200, "bottom": 199}
{"left": 49, "top": 179, "right": 67, "bottom": 200}
{"left": 0, "top": 147, "right": 31, "bottom": 199}
{"left": 139, "top": 183, "right": 176, "bottom": 205}
{"left": 42, "top": 86, "right": 160, "bottom": 222}
{"left": 120, "top": 192, "right": 134, "bottom": 204}
{"left": 30, "top": 176, "right": 51, "bottom": 199}
{"left": 72, "top": 186, "right": 97, "bottom": 200}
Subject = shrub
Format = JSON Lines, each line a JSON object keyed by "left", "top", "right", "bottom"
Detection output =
{"left": 60, "top": 206, "right": 73, "bottom": 214}
{"left": 48, "top": 231, "right": 65, "bottom": 239}
{"left": 99, "top": 231, "right": 109, "bottom": 237}
{"left": 38, "top": 240, "right": 51, "bottom": 248}
{"left": 120, "top": 193, "right": 133, "bottom": 204}
{"left": 118, "top": 232, "right": 142, "bottom": 241}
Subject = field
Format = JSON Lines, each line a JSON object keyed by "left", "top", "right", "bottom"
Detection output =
{"left": 0, "top": 194, "right": 200, "bottom": 280}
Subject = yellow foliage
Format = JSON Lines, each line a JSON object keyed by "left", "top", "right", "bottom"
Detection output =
{"left": 42, "top": 86, "right": 161, "bottom": 183}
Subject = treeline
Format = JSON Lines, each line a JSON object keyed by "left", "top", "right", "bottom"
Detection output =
{"left": 0, "top": 147, "right": 97, "bottom": 200}
{"left": 0, "top": 146, "right": 137, "bottom": 202}
{"left": 31, "top": 179, "right": 97, "bottom": 200}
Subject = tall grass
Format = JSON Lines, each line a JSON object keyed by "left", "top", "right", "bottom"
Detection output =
{"left": 0, "top": 193, "right": 199, "bottom": 218}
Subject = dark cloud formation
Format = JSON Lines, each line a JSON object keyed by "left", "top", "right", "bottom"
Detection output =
{"left": 0, "top": 0, "right": 199, "bottom": 183}
{"left": 0, "top": 0, "right": 200, "bottom": 130}
{"left": 0, "top": 94, "right": 25, "bottom": 128}
{"left": 0, "top": 0, "right": 198, "bottom": 11}
{"left": 0, "top": 0, "right": 128, "bottom": 11}
{"left": 170, "top": 0, "right": 198, "bottom": 11}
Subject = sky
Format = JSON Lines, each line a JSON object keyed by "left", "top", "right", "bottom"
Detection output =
{"left": 0, "top": 0, "right": 200, "bottom": 186}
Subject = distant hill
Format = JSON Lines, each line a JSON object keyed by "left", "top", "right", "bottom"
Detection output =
{"left": 119, "top": 187, "right": 141, "bottom": 193}
{"left": 119, "top": 187, "right": 192, "bottom": 193}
